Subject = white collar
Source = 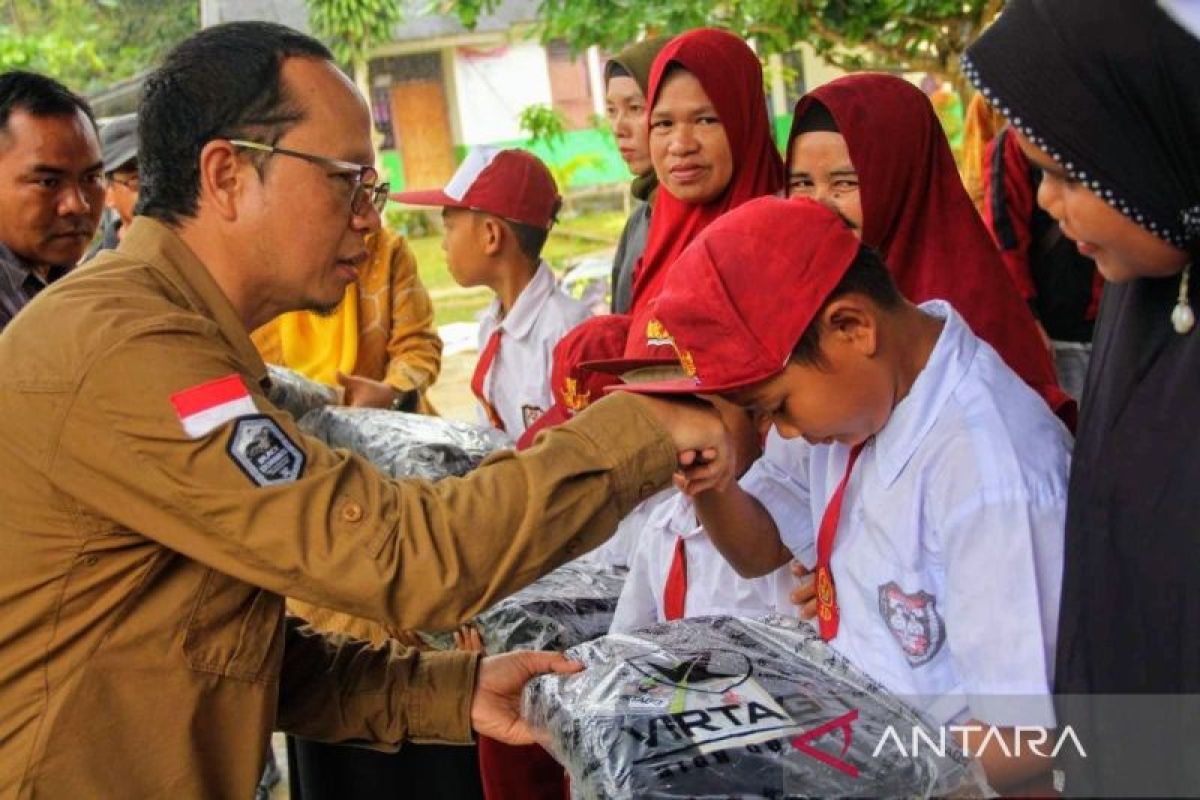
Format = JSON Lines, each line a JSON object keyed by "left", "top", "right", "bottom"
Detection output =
{"left": 480, "top": 261, "right": 556, "bottom": 341}
{"left": 871, "top": 300, "right": 977, "bottom": 488}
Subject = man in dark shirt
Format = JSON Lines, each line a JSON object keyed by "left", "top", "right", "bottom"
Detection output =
{"left": 0, "top": 71, "right": 103, "bottom": 330}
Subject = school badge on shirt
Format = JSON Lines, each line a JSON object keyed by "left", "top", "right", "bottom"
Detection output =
{"left": 877, "top": 582, "right": 946, "bottom": 667}
{"left": 522, "top": 405, "right": 545, "bottom": 430}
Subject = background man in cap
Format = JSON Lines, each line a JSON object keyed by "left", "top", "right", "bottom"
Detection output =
{"left": 91, "top": 111, "right": 139, "bottom": 253}
{"left": 0, "top": 70, "right": 103, "bottom": 330}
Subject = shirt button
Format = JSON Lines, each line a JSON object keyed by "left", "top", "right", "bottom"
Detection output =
{"left": 341, "top": 502, "right": 364, "bottom": 523}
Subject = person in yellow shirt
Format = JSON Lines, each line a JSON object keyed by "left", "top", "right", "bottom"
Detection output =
{"left": 252, "top": 225, "right": 442, "bottom": 413}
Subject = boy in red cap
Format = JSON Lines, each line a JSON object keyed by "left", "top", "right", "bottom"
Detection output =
{"left": 516, "top": 313, "right": 630, "bottom": 451}
{"left": 621, "top": 196, "right": 1070, "bottom": 793}
{"left": 517, "top": 314, "right": 644, "bottom": 568}
{"left": 393, "top": 147, "right": 588, "bottom": 437}
{"left": 607, "top": 393, "right": 798, "bottom": 633}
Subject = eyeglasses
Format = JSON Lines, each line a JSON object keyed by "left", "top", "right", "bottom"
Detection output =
{"left": 228, "top": 139, "right": 389, "bottom": 216}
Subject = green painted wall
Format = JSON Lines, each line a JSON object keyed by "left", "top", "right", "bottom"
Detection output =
{"left": 379, "top": 149, "right": 404, "bottom": 191}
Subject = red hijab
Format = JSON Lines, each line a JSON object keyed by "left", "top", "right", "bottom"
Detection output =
{"left": 790, "top": 73, "right": 1074, "bottom": 426}
{"left": 628, "top": 28, "right": 785, "bottom": 315}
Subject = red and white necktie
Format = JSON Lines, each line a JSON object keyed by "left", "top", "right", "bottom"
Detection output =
{"left": 814, "top": 442, "right": 865, "bottom": 641}
{"left": 471, "top": 329, "right": 505, "bottom": 431}
{"left": 662, "top": 536, "right": 687, "bottom": 621}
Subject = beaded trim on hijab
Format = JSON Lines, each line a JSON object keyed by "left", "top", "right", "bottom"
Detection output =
{"left": 961, "top": 53, "right": 1192, "bottom": 249}
{"left": 962, "top": 52, "right": 1198, "bottom": 334}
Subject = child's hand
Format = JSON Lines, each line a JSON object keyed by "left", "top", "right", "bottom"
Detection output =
{"left": 630, "top": 395, "right": 736, "bottom": 493}
{"left": 672, "top": 455, "right": 733, "bottom": 496}
{"left": 454, "top": 623, "right": 486, "bottom": 653}
{"left": 789, "top": 561, "right": 818, "bottom": 619}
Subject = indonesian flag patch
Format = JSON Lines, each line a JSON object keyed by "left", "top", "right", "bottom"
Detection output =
{"left": 170, "top": 373, "right": 258, "bottom": 438}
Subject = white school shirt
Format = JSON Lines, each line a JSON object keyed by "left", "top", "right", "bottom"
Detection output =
{"left": 610, "top": 491, "right": 797, "bottom": 634}
{"left": 740, "top": 301, "right": 1070, "bottom": 727}
{"left": 475, "top": 261, "right": 589, "bottom": 436}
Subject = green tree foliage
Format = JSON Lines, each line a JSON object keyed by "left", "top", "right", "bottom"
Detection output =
{"left": 440, "top": 0, "right": 1004, "bottom": 94}
{"left": 305, "top": 0, "right": 404, "bottom": 71}
{"left": 0, "top": 0, "right": 199, "bottom": 94}
{"left": 517, "top": 103, "right": 567, "bottom": 148}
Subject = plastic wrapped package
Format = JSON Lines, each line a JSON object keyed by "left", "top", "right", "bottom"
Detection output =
{"left": 523, "top": 615, "right": 989, "bottom": 799}
{"left": 297, "top": 405, "right": 512, "bottom": 480}
{"left": 421, "top": 563, "right": 628, "bottom": 653}
{"left": 265, "top": 365, "right": 338, "bottom": 419}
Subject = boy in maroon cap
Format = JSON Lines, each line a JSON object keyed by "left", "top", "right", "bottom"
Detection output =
{"left": 620, "top": 196, "right": 1070, "bottom": 793}
{"left": 516, "top": 313, "right": 631, "bottom": 451}
{"left": 393, "top": 147, "right": 588, "bottom": 437}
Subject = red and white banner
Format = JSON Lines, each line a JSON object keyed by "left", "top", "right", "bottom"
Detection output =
{"left": 170, "top": 374, "right": 257, "bottom": 438}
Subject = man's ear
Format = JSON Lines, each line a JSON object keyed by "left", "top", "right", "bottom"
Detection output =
{"left": 820, "top": 295, "right": 879, "bottom": 357}
{"left": 196, "top": 140, "right": 247, "bottom": 221}
{"left": 479, "top": 215, "right": 506, "bottom": 256}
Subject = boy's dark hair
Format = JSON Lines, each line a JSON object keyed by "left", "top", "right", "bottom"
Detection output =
{"left": 136, "top": 22, "right": 332, "bottom": 224}
{"left": 509, "top": 218, "right": 553, "bottom": 263}
{"left": 790, "top": 244, "right": 902, "bottom": 367}
{"left": 483, "top": 195, "right": 560, "bottom": 264}
{"left": 0, "top": 71, "right": 96, "bottom": 136}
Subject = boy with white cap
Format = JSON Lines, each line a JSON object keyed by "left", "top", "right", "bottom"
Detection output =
{"left": 393, "top": 148, "right": 588, "bottom": 436}
{"left": 621, "top": 196, "right": 1070, "bottom": 793}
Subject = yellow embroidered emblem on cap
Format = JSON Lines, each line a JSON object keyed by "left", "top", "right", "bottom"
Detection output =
{"left": 647, "top": 318, "right": 699, "bottom": 380}
{"left": 677, "top": 349, "right": 697, "bottom": 378}
{"left": 645, "top": 319, "right": 673, "bottom": 347}
{"left": 561, "top": 377, "right": 589, "bottom": 412}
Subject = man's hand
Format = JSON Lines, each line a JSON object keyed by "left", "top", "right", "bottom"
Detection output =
{"left": 629, "top": 394, "right": 735, "bottom": 493}
{"left": 470, "top": 652, "right": 583, "bottom": 745}
{"left": 337, "top": 372, "right": 408, "bottom": 409}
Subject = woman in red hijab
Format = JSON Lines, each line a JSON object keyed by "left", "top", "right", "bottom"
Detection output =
{"left": 628, "top": 28, "right": 785, "bottom": 314}
{"left": 787, "top": 73, "right": 1074, "bottom": 426}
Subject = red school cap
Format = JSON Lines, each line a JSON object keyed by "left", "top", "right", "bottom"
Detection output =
{"left": 615, "top": 197, "right": 862, "bottom": 396}
{"left": 515, "top": 314, "right": 632, "bottom": 450}
{"left": 390, "top": 147, "right": 561, "bottom": 230}
{"left": 581, "top": 303, "right": 688, "bottom": 380}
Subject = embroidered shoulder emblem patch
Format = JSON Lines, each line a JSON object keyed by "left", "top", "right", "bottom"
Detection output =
{"left": 227, "top": 415, "right": 306, "bottom": 486}
{"left": 877, "top": 581, "right": 946, "bottom": 667}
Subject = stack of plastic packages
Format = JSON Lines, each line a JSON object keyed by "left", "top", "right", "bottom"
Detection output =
{"left": 421, "top": 563, "right": 628, "bottom": 653}
{"left": 298, "top": 405, "right": 512, "bottom": 480}
{"left": 265, "top": 365, "right": 512, "bottom": 481}
{"left": 265, "top": 364, "right": 339, "bottom": 419}
{"left": 523, "top": 615, "right": 988, "bottom": 799}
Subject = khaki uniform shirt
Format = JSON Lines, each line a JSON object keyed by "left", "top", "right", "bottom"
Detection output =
{"left": 0, "top": 217, "right": 676, "bottom": 798}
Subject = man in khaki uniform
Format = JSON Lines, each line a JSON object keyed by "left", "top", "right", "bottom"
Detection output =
{"left": 0, "top": 23, "right": 733, "bottom": 798}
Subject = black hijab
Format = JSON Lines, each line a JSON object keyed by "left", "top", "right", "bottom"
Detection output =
{"left": 967, "top": 6, "right": 1200, "bottom": 794}
{"left": 963, "top": 0, "right": 1200, "bottom": 253}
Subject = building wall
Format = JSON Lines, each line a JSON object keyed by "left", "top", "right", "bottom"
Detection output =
{"left": 450, "top": 42, "right": 554, "bottom": 145}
